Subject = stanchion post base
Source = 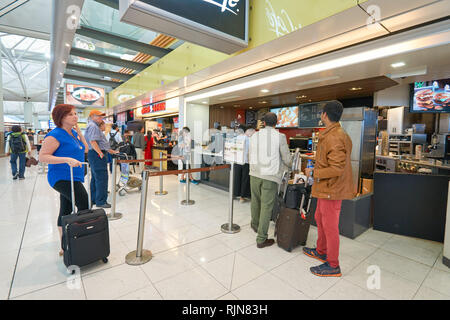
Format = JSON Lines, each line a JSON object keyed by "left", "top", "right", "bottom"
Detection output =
{"left": 106, "top": 212, "right": 123, "bottom": 221}
{"left": 181, "top": 200, "right": 195, "bottom": 206}
{"left": 125, "top": 250, "right": 153, "bottom": 265}
{"left": 221, "top": 223, "right": 241, "bottom": 234}
{"left": 155, "top": 191, "right": 168, "bottom": 195}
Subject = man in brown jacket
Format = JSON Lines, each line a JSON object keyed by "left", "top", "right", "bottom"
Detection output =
{"left": 303, "top": 100, "right": 355, "bottom": 277}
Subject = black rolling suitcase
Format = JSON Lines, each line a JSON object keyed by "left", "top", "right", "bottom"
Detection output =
{"left": 271, "top": 171, "right": 290, "bottom": 222}
{"left": 61, "top": 163, "right": 110, "bottom": 269}
{"left": 275, "top": 183, "right": 313, "bottom": 252}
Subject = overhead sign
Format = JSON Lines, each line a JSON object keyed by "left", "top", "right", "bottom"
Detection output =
{"left": 142, "top": 102, "right": 167, "bottom": 114}
{"left": 119, "top": 0, "right": 249, "bottom": 54}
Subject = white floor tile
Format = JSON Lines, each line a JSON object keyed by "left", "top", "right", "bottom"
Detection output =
{"left": 422, "top": 268, "right": 450, "bottom": 297}
{"left": 413, "top": 285, "right": 450, "bottom": 300}
{"left": 271, "top": 255, "right": 340, "bottom": 299}
{"left": 0, "top": 249, "right": 19, "bottom": 300}
{"left": 231, "top": 253, "right": 266, "bottom": 290}
{"left": 201, "top": 253, "right": 235, "bottom": 290}
{"left": 365, "top": 249, "right": 432, "bottom": 284}
{"left": 82, "top": 263, "right": 151, "bottom": 300}
{"left": 188, "top": 242, "right": 234, "bottom": 265}
{"left": 433, "top": 253, "right": 450, "bottom": 274}
{"left": 116, "top": 284, "right": 162, "bottom": 300}
{"left": 232, "top": 273, "right": 310, "bottom": 300}
{"left": 318, "top": 279, "right": 383, "bottom": 300}
{"left": 154, "top": 266, "right": 228, "bottom": 300}
{"left": 381, "top": 235, "right": 443, "bottom": 267}
{"left": 344, "top": 261, "right": 421, "bottom": 300}
{"left": 237, "top": 242, "right": 298, "bottom": 271}
{"left": 355, "top": 228, "right": 394, "bottom": 248}
{"left": 12, "top": 282, "right": 86, "bottom": 300}
{"left": 140, "top": 248, "right": 198, "bottom": 283}
{"left": 217, "top": 292, "right": 238, "bottom": 300}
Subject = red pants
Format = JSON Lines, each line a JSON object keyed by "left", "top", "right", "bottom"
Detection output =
{"left": 315, "top": 198, "right": 342, "bottom": 268}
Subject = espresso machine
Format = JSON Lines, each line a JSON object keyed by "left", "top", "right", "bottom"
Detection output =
{"left": 427, "top": 133, "right": 450, "bottom": 161}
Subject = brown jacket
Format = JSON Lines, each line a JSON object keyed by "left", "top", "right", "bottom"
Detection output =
{"left": 311, "top": 122, "right": 355, "bottom": 200}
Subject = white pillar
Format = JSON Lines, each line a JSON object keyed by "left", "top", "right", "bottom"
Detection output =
{"left": 24, "top": 101, "right": 33, "bottom": 128}
{"left": 33, "top": 113, "right": 40, "bottom": 129}
{"left": 0, "top": 56, "right": 4, "bottom": 156}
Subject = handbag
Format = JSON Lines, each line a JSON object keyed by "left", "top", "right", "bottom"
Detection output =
{"left": 26, "top": 156, "right": 38, "bottom": 167}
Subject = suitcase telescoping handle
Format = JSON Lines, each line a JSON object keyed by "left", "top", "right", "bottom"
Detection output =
{"left": 69, "top": 162, "right": 91, "bottom": 214}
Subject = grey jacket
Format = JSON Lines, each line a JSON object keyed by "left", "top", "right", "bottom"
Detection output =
{"left": 133, "top": 132, "right": 146, "bottom": 149}
{"left": 249, "top": 127, "right": 292, "bottom": 184}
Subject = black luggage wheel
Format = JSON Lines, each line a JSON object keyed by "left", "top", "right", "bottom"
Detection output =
{"left": 102, "top": 257, "right": 108, "bottom": 263}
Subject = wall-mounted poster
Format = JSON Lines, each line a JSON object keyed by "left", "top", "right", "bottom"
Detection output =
{"left": 65, "top": 83, "right": 105, "bottom": 107}
{"left": 245, "top": 110, "right": 256, "bottom": 126}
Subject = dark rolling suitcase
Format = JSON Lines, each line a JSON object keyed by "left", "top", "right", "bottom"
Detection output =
{"left": 275, "top": 183, "right": 313, "bottom": 252}
{"left": 61, "top": 163, "right": 110, "bottom": 270}
{"left": 271, "top": 171, "right": 290, "bottom": 222}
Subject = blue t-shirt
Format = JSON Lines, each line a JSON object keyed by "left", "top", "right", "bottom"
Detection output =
{"left": 46, "top": 128, "right": 85, "bottom": 187}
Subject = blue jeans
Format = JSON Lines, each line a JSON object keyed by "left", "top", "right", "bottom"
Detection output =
{"left": 10, "top": 153, "right": 26, "bottom": 178}
{"left": 88, "top": 150, "right": 108, "bottom": 206}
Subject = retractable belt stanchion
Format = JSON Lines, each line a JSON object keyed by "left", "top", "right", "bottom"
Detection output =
{"left": 155, "top": 152, "right": 168, "bottom": 195}
{"left": 125, "top": 170, "right": 153, "bottom": 265}
{"left": 181, "top": 155, "right": 195, "bottom": 205}
{"left": 221, "top": 162, "right": 240, "bottom": 234}
{"left": 107, "top": 156, "right": 123, "bottom": 220}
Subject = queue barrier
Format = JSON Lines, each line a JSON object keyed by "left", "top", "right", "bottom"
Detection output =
{"left": 123, "top": 162, "right": 240, "bottom": 266}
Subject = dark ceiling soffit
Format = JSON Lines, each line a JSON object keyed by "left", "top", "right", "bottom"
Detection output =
{"left": 66, "top": 63, "right": 133, "bottom": 81}
{"left": 76, "top": 25, "right": 172, "bottom": 58}
{"left": 69, "top": 48, "right": 150, "bottom": 71}
{"left": 93, "top": 0, "right": 119, "bottom": 10}
{"left": 63, "top": 73, "right": 121, "bottom": 88}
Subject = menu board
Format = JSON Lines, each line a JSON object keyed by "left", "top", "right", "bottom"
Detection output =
{"left": 299, "top": 102, "right": 326, "bottom": 128}
{"left": 65, "top": 83, "right": 105, "bottom": 107}
{"left": 411, "top": 79, "right": 450, "bottom": 113}
{"left": 271, "top": 106, "right": 299, "bottom": 128}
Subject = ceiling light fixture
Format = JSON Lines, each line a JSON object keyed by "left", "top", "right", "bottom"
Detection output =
{"left": 261, "top": 89, "right": 270, "bottom": 93}
{"left": 391, "top": 62, "right": 406, "bottom": 68}
{"left": 258, "top": 101, "right": 268, "bottom": 104}
{"left": 185, "top": 29, "right": 448, "bottom": 103}
{"left": 349, "top": 87, "right": 362, "bottom": 91}
{"left": 296, "top": 95, "right": 307, "bottom": 99}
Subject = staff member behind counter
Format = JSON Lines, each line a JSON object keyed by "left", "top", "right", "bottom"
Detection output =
{"left": 85, "top": 110, "right": 118, "bottom": 208}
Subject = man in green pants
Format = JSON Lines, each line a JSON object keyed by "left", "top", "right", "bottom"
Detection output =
{"left": 249, "top": 112, "right": 292, "bottom": 248}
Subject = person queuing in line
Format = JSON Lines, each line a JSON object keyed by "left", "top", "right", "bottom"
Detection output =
{"left": 84, "top": 110, "right": 118, "bottom": 209}
{"left": 177, "top": 127, "right": 199, "bottom": 185}
{"left": 109, "top": 123, "right": 123, "bottom": 150}
{"left": 99, "top": 121, "right": 114, "bottom": 174}
{"left": 234, "top": 124, "right": 251, "bottom": 203}
{"left": 249, "top": 112, "right": 291, "bottom": 248}
{"left": 38, "top": 104, "right": 90, "bottom": 256}
{"left": 123, "top": 129, "right": 132, "bottom": 144}
{"left": 5, "top": 125, "right": 32, "bottom": 180}
{"left": 144, "top": 130, "right": 154, "bottom": 168}
{"left": 132, "top": 125, "right": 146, "bottom": 174}
{"left": 303, "top": 101, "right": 354, "bottom": 277}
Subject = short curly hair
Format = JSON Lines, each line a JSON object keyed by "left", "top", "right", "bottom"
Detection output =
{"left": 52, "top": 104, "right": 75, "bottom": 127}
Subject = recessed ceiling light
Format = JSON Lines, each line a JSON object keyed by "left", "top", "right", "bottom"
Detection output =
{"left": 391, "top": 62, "right": 406, "bottom": 68}
{"left": 349, "top": 87, "right": 362, "bottom": 91}
{"left": 249, "top": 107, "right": 253, "bottom": 109}
{"left": 261, "top": 89, "right": 269, "bottom": 93}
{"left": 65, "top": 43, "right": 70, "bottom": 47}
{"left": 220, "top": 106, "right": 224, "bottom": 109}
{"left": 202, "top": 101, "right": 208, "bottom": 104}
{"left": 233, "top": 105, "right": 240, "bottom": 108}
{"left": 258, "top": 101, "right": 268, "bottom": 104}
{"left": 296, "top": 95, "right": 307, "bottom": 99}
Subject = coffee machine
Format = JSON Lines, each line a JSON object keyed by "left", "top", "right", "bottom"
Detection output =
{"left": 427, "top": 133, "right": 450, "bottom": 160}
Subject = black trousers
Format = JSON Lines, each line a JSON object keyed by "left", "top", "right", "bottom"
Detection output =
{"left": 52, "top": 180, "right": 89, "bottom": 227}
{"left": 234, "top": 163, "right": 251, "bottom": 198}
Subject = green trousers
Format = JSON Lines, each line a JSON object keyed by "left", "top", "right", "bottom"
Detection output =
{"left": 250, "top": 176, "right": 278, "bottom": 244}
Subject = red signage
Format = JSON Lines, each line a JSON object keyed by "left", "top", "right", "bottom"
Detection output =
{"left": 142, "top": 102, "right": 166, "bottom": 114}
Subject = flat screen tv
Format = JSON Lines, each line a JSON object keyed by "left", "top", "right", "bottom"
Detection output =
{"left": 270, "top": 106, "right": 299, "bottom": 128}
{"left": 410, "top": 79, "right": 450, "bottom": 113}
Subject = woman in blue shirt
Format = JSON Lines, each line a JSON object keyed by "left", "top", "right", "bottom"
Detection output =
{"left": 39, "top": 104, "right": 89, "bottom": 256}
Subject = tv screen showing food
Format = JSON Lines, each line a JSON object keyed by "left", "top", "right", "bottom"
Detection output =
{"left": 65, "top": 83, "right": 106, "bottom": 107}
{"left": 270, "top": 106, "right": 299, "bottom": 128}
{"left": 410, "top": 79, "right": 450, "bottom": 113}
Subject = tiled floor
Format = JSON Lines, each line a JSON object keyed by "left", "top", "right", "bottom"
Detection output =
{"left": 1, "top": 156, "right": 449, "bottom": 300}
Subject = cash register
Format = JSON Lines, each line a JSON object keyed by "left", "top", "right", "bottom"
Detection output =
{"left": 289, "top": 137, "right": 312, "bottom": 152}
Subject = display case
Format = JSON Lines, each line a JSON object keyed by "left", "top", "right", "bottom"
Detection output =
{"left": 388, "top": 133, "right": 427, "bottom": 156}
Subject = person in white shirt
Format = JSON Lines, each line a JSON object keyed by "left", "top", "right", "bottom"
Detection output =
{"left": 109, "top": 124, "right": 123, "bottom": 147}
{"left": 234, "top": 124, "right": 251, "bottom": 203}
{"left": 249, "top": 113, "right": 291, "bottom": 248}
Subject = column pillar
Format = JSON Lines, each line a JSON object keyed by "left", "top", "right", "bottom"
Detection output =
{"left": 33, "top": 113, "right": 40, "bottom": 129}
{"left": 24, "top": 101, "right": 33, "bottom": 128}
{"left": 0, "top": 56, "right": 4, "bottom": 157}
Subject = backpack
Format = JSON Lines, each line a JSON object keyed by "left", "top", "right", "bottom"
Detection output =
{"left": 109, "top": 131, "right": 119, "bottom": 150}
{"left": 10, "top": 133, "right": 26, "bottom": 154}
